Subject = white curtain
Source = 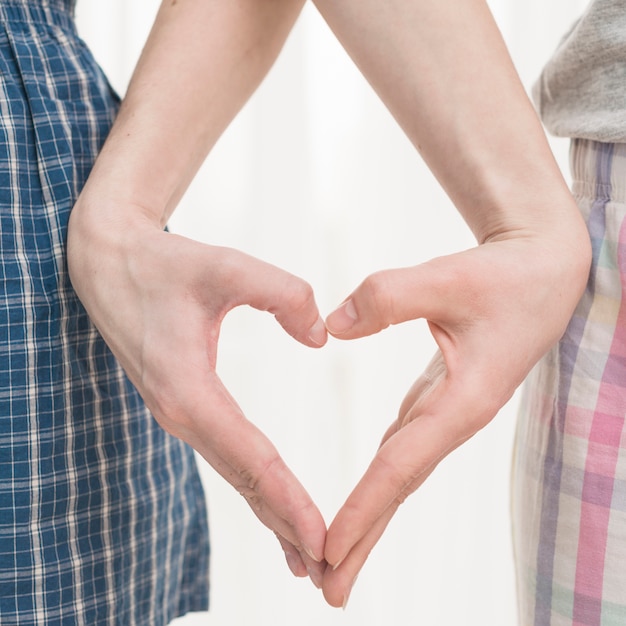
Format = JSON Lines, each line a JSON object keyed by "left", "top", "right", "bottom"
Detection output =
{"left": 75, "top": 1, "right": 587, "bottom": 624}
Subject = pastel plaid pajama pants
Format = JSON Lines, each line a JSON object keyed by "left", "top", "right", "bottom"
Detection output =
{"left": 514, "top": 139, "right": 626, "bottom": 626}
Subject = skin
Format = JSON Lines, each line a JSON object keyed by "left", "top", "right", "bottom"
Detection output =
{"left": 68, "top": 0, "right": 327, "bottom": 588}
{"left": 314, "top": 0, "right": 591, "bottom": 607}
{"left": 67, "top": 0, "right": 592, "bottom": 609}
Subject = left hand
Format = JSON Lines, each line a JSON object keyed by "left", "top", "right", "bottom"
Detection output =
{"left": 320, "top": 232, "right": 590, "bottom": 607}
{"left": 67, "top": 207, "right": 329, "bottom": 588}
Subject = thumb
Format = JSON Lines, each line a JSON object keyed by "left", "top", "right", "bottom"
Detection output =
{"left": 325, "top": 260, "right": 459, "bottom": 339}
{"left": 221, "top": 248, "right": 328, "bottom": 348}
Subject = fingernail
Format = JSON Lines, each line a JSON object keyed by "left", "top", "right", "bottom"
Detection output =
{"left": 307, "top": 317, "right": 327, "bottom": 346}
{"left": 302, "top": 543, "right": 321, "bottom": 563}
{"left": 342, "top": 575, "right": 358, "bottom": 611}
{"left": 326, "top": 299, "right": 358, "bottom": 335}
{"left": 331, "top": 555, "right": 346, "bottom": 571}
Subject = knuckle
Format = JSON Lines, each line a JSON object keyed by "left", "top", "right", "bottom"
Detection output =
{"left": 451, "top": 382, "right": 503, "bottom": 436}
{"left": 146, "top": 385, "right": 193, "bottom": 439}
{"left": 286, "top": 279, "right": 315, "bottom": 314}
{"left": 139, "top": 356, "right": 215, "bottom": 441}
{"left": 274, "top": 278, "right": 317, "bottom": 336}
{"left": 370, "top": 451, "right": 412, "bottom": 503}
{"left": 238, "top": 487, "right": 264, "bottom": 514}
{"left": 237, "top": 452, "right": 281, "bottom": 497}
{"left": 394, "top": 490, "right": 411, "bottom": 507}
{"left": 360, "top": 270, "right": 394, "bottom": 325}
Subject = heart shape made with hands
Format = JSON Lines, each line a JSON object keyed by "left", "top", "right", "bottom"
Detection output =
{"left": 72, "top": 227, "right": 584, "bottom": 610}
{"left": 206, "top": 234, "right": 587, "bottom": 609}
{"left": 214, "top": 303, "right": 440, "bottom": 606}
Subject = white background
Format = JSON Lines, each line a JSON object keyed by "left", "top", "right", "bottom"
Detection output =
{"left": 75, "top": 1, "right": 587, "bottom": 624}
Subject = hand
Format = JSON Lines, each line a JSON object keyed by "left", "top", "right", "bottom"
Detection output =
{"left": 320, "top": 231, "right": 590, "bottom": 607}
{"left": 67, "top": 206, "right": 329, "bottom": 588}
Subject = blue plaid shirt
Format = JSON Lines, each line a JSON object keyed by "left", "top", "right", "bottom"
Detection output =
{"left": 0, "top": 1, "right": 210, "bottom": 623}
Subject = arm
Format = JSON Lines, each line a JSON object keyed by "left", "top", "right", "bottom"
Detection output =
{"left": 67, "top": 0, "right": 328, "bottom": 587}
{"left": 313, "top": 0, "right": 591, "bottom": 607}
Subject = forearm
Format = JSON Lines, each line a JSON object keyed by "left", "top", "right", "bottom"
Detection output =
{"left": 313, "top": 0, "right": 586, "bottom": 247}
{"left": 77, "top": 0, "right": 304, "bottom": 228}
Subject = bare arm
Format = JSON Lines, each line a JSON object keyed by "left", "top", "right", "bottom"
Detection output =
{"left": 313, "top": 0, "right": 580, "bottom": 242}
{"left": 81, "top": 0, "right": 307, "bottom": 224}
{"left": 68, "top": 0, "right": 328, "bottom": 587}
{"left": 313, "top": 0, "right": 591, "bottom": 607}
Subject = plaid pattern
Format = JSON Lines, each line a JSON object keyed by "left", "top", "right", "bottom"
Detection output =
{"left": 0, "top": 1, "right": 209, "bottom": 624}
{"left": 513, "top": 139, "right": 626, "bottom": 625}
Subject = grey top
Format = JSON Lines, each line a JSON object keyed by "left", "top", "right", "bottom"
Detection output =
{"left": 533, "top": 0, "right": 626, "bottom": 142}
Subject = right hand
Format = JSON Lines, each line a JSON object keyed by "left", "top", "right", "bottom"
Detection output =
{"left": 320, "top": 229, "right": 590, "bottom": 607}
{"left": 67, "top": 206, "right": 329, "bottom": 588}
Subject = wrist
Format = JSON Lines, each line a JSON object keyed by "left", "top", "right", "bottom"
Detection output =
{"left": 483, "top": 196, "right": 592, "bottom": 309}
{"left": 67, "top": 192, "right": 161, "bottom": 296}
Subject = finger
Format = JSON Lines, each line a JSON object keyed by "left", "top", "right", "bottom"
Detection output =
{"left": 323, "top": 429, "right": 479, "bottom": 608}
{"left": 322, "top": 496, "right": 399, "bottom": 608}
{"left": 323, "top": 443, "right": 467, "bottom": 609}
{"left": 275, "top": 533, "right": 308, "bottom": 578}
{"left": 206, "top": 381, "right": 327, "bottom": 559}
{"left": 142, "top": 288, "right": 328, "bottom": 573}
{"left": 388, "top": 350, "right": 447, "bottom": 442}
{"left": 324, "top": 373, "right": 478, "bottom": 570}
{"left": 324, "top": 418, "right": 451, "bottom": 569}
{"left": 219, "top": 247, "right": 328, "bottom": 347}
{"left": 216, "top": 422, "right": 327, "bottom": 587}
{"left": 322, "top": 445, "right": 458, "bottom": 609}
{"left": 324, "top": 254, "right": 473, "bottom": 339}
{"left": 276, "top": 534, "right": 327, "bottom": 589}
{"left": 238, "top": 449, "right": 327, "bottom": 565}
{"left": 378, "top": 365, "right": 442, "bottom": 447}
{"left": 169, "top": 371, "right": 328, "bottom": 572}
